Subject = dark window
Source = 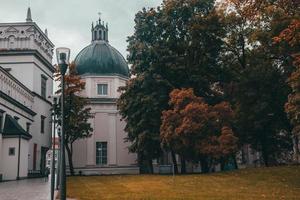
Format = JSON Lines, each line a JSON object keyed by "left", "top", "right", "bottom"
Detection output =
{"left": 9, "top": 147, "right": 15, "bottom": 156}
{"left": 41, "top": 116, "right": 46, "bottom": 133}
{"left": 26, "top": 123, "right": 31, "bottom": 133}
{"left": 96, "top": 142, "right": 107, "bottom": 165}
{"left": 97, "top": 84, "right": 108, "bottom": 95}
{"left": 41, "top": 75, "right": 47, "bottom": 98}
{"left": 99, "top": 30, "right": 102, "bottom": 40}
{"left": 0, "top": 112, "right": 4, "bottom": 132}
{"left": 94, "top": 31, "right": 97, "bottom": 40}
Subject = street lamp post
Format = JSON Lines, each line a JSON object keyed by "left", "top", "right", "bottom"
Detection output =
{"left": 56, "top": 47, "right": 70, "bottom": 200}
{"left": 49, "top": 95, "right": 58, "bottom": 200}
{"left": 56, "top": 127, "right": 61, "bottom": 190}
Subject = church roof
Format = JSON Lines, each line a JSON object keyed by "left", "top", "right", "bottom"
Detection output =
{"left": 74, "top": 17, "right": 129, "bottom": 77}
{"left": 75, "top": 41, "right": 129, "bottom": 77}
{"left": 2, "top": 115, "right": 32, "bottom": 140}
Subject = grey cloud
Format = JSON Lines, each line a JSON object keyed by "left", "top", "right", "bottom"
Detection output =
{"left": 0, "top": 0, "right": 162, "bottom": 61}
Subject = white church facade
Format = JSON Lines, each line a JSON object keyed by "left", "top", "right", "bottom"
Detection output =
{"left": 0, "top": 8, "right": 54, "bottom": 181}
{"left": 70, "top": 18, "right": 138, "bottom": 175}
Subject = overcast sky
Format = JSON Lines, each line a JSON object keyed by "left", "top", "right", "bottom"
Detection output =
{"left": 0, "top": 0, "right": 162, "bottom": 62}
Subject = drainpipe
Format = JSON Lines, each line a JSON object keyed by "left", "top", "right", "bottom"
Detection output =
{"left": 17, "top": 134, "right": 21, "bottom": 180}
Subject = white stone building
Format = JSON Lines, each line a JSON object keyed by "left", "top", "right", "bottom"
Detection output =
{"left": 0, "top": 8, "right": 54, "bottom": 181}
{"left": 70, "top": 17, "right": 138, "bottom": 175}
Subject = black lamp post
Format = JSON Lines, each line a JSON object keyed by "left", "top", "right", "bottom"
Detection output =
{"left": 49, "top": 95, "right": 58, "bottom": 200}
{"left": 56, "top": 47, "right": 70, "bottom": 200}
{"left": 56, "top": 127, "right": 61, "bottom": 190}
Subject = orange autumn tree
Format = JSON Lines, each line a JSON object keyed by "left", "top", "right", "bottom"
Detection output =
{"left": 160, "top": 88, "right": 238, "bottom": 173}
{"left": 54, "top": 62, "right": 93, "bottom": 175}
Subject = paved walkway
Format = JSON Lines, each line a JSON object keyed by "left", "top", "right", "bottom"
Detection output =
{"left": 0, "top": 177, "right": 51, "bottom": 200}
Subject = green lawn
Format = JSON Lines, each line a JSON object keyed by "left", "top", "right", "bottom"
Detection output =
{"left": 67, "top": 165, "right": 300, "bottom": 200}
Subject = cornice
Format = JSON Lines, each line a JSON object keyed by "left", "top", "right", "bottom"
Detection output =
{"left": 0, "top": 90, "right": 36, "bottom": 116}
{"left": 0, "top": 49, "right": 55, "bottom": 73}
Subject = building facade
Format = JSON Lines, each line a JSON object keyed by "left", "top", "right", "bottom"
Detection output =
{"left": 71, "top": 17, "right": 138, "bottom": 175}
{"left": 0, "top": 8, "right": 54, "bottom": 181}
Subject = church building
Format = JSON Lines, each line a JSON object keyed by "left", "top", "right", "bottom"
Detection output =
{"left": 70, "top": 17, "right": 138, "bottom": 174}
{"left": 0, "top": 8, "right": 54, "bottom": 181}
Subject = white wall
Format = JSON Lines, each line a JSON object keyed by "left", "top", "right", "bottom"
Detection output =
{"left": 1, "top": 138, "right": 29, "bottom": 180}
{"left": 27, "top": 96, "right": 52, "bottom": 171}
{"left": 72, "top": 75, "right": 137, "bottom": 169}
{"left": 82, "top": 75, "right": 127, "bottom": 98}
{"left": 2, "top": 138, "right": 18, "bottom": 180}
{"left": 20, "top": 139, "right": 29, "bottom": 178}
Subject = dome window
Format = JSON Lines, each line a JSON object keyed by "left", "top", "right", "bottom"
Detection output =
{"left": 99, "top": 30, "right": 102, "bottom": 40}
{"left": 94, "top": 31, "right": 97, "bottom": 41}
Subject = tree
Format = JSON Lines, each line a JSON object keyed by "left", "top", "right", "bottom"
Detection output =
{"left": 275, "top": 18, "right": 300, "bottom": 162}
{"left": 118, "top": 0, "right": 225, "bottom": 173}
{"left": 118, "top": 74, "right": 171, "bottom": 173}
{"left": 218, "top": 0, "right": 294, "bottom": 166}
{"left": 55, "top": 63, "right": 93, "bottom": 175}
{"left": 160, "top": 88, "right": 238, "bottom": 173}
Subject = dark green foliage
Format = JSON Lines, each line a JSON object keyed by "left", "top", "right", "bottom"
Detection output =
{"left": 118, "top": 0, "right": 225, "bottom": 173}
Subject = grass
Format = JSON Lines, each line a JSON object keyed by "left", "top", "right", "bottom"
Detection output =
{"left": 67, "top": 165, "right": 300, "bottom": 200}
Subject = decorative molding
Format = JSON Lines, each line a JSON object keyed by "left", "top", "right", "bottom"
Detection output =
{"left": 87, "top": 97, "right": 117, "bottom": 104}
{"left": 0, "top": 90, "right": 36, "bottom": 116}
{"left": 25, "top": 26, "right": 35, "bottom": 33}
{"left": 0, "top": 66, "right": 34, "bottom": 95}
{"left": 5, "top": 26, "right": 19, "bottom": 33}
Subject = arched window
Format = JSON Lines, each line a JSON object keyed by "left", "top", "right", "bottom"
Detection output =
{"left": 8, "top": 35, "right": 15, "bottom": 49}
{"left": 94, "top": 31, "right": 97, "bottom": 40}
{"left": 99, "top": 30, "right": 102, "bottom": 40}
{"left": 103, "top": 31, "right": 106, "bottom": 40}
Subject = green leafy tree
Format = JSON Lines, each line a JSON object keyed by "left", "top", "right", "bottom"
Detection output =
{"left": 218, "top": 0, "right": 294, "bottom": 166}
{"left": 55, "top": 63, "right": 93, "bottom": 175}
{"left": 275, "top": 17, "right": 300, "bottom": 162}
{"left": 118, "top": 0, "right": 225, "bottom": 173}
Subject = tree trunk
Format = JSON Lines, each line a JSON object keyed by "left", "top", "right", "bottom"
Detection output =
{"left": 293, "top": 135, "right": 300, "bottom": 163}
{"left": 232, "top": 154, "right": 238, "bottom": 170}
{"left": 65, "top": 143, "right": 75, "bottom": 176}
{"left": 220, "top": 157, "right": 225, "bottom": 171}
{"left": 138, "top": 152, "right": 144, "bottom": 174}
{"left": 261, "top": 144, "right": 269, "bottom": 167}
{"left": 171, "top": 150, "right": 178, "bottom": 174}
{"left": 148, "top": 159, "right": 154, "bottom": 174}
{"left": 180, "top": 156, "right": 186, "bottom": 174}
{"left": 200, "top": 156, "right": 209, "bottom": 173}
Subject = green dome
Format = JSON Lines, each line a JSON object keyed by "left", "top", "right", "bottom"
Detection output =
{"left": 75, "top": 41, "right": 129, "bottom": 77}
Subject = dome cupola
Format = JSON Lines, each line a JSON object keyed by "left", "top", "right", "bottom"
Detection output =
{"left": 91, "top": 15, "right": 108, "bottom": 42}
{"left": 75, "top": 16, "right": 129, "bottom": 77}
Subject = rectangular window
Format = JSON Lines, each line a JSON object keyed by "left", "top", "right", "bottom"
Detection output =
{"left": 26, "top": 123, "right": 31, "bottom": 133}
{"left": 41, "top": 75, "right": 47, "bottom": 98}
{"left": 0, "top": 111, "right": 4, "bottom": 132}
{"left": 9, "top": 147, "right": 15, "bottom": 156}
{"left": 41, "top": 116, "right": 45, "bottom": 133}
{"left": 96, "top": 142, "right": 107, "bottom": 165}
{"left": 33, "top": 143, "right": 37, "bottom": 170}
{"left": 97, "top": 84, "right": 108, "bottom": 95}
